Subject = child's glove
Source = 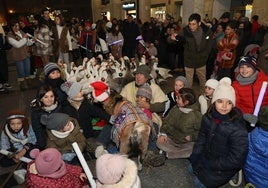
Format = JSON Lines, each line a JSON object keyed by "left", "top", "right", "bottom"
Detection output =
{"left": 243, "top": 113, "right": 258, "bottom": 124}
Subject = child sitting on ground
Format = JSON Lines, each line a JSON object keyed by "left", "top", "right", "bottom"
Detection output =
{"left": 25, "top": 148, "right": 89, "bottom": 188}
{"left": 136, "top": 83, "right": 153, "bottom": 119}
{"left": 157, "top": 88, "right": 202, "bottom": 159}
{"left": 96, "top": 153, "right": 140, "bottom": 188}
{"left": 42, "top": 62, "right": 67, "bottom": 103}
{"left": 40, "top": 112, "right": 86, "bottom": 164}
{"left": 61, "top": 81, "right": 111, "bottom": 139}
{"left": 198, "top": 78, "right": 219, "bottom": 115}
{"left": 163, "top": 76, "right": 188, "bottom": 117}
{"left": 0, "top": 109, "right": 37, "bottom": 167}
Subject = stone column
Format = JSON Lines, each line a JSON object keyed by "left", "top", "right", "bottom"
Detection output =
{"left": 182, "top": 0, "right": 205, "bottom": 26}
{"left": 252, "top": 0, "right": 268, "bottom": 25}
{"left": 110, "top": 0, "right": 124, "bottom": 20}
{"left": 92, "top": 0, "right": 102, "bottom": 21}
{"left": 138, "top": 0, "right": 151, "bottom": 22}
{"left": 212, "top": 0, "right": 231, "bottom": 20}
{"left": 166, "top": 0, "right": 174, "bottom": 16}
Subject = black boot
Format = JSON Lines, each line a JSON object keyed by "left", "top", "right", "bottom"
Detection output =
{"left": 19, "top": 80, "right": 28, "bottom": 91}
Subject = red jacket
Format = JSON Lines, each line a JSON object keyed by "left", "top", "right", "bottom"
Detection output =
{"left": 232, "top": 71, "right": 268, "bottom": 114}
{"left": 79, "top": 29, "right": 94, "bottom": 51}
{"left": 25, "top": 161, "right": 88, "bottom": 188}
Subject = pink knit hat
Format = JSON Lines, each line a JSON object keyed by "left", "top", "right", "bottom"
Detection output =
{"left": 30, "top": 148, "right": 67, "bottom": 179}
{"left": 96, "top": 154, "right": 127, "bottom": 184}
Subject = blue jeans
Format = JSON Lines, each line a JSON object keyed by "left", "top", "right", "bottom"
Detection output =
{"left": 148, "top": 123, "right": 159, "bottom": 151}
{"left": 97, "top": 124, "right": 113, "bottom": 147}
{"left": 15, "top": 57, "right": 31, "bottom": 78}
{"left": 188, "top": 164, "right": 207, "bottom": 188}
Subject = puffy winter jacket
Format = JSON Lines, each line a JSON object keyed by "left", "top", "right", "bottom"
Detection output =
{"left": 190, "top": 107, "right": 248, "bottom": 188}
{"left": 232, "top": 71, "right": 268, "bottom": 114}
{"left": 244, "top": 127, "right": 268, "bottom": 188}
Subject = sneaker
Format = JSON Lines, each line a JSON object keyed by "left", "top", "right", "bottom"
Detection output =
{"left": 95, "top": 145, "right": 108, "bottom": 158}
{"left": 3, "top": 83, "right": 12, "bottom": 89}
{"left": 13, "top": 169, "right": 27, "bottom": 184}
{"left": 86, "top": 137, "right": 102, "bottom": 154}
{"left": 0, "top": 84, "right": 4, "bottom": 91}
{"left": 143, "top": 150, "right": 166, "bottom": 167}
{"left": 0, "top": 84, "right": 8, "bottom": 93}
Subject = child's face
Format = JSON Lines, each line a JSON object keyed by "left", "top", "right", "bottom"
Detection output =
{"left": 176, "top": 94, "right": 186, "bottom": 107}
{"left": 174, "top": 80, "right": 184, "bottom": 92}
{"left": 62, "top": 121, "right": 72, "bottom": 132}
{"left": 41, "top": 90, "right": 55, "bottom": 107}
{"left": 204, "top": 86, "right": 215, "bottom": 98}
{"left": 225, "top": 26, "right": 235, "bottom": 35}
{"left": 215, "top": 99, "right": 233, "bottom": 115}
{"left": 76, "top": 91, "right": 84, "bottom": 98}
{"left": 136, "top": 95, "right": 148, "bottom": 103}
{"left": 48, "top": 70, "right": 61, "bottom": 79}
{"left": 239, "top": 65, "right": 255, "bottom": 78}
{"left": 9, "top": 118, "right": 23, "bottom": 132}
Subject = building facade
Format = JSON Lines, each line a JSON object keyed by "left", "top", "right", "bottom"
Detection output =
{"left": 1, "top": 0, "right": 267, "bottom": 26}
{"left": 92, "top": 0, "right": 267, "bottom": 26}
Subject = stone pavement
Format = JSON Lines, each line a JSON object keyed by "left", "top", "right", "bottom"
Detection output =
{"left": 0, "top": 64, "right": 245, "bottom": 188}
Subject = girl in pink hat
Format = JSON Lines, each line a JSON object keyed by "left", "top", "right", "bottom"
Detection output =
{"left": 25, "top": 148, "right": 89, "bottom": 188}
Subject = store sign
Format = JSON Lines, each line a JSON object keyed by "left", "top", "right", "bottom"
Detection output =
{"left": 122, "top": 2, "right": 135, "bottom": 10}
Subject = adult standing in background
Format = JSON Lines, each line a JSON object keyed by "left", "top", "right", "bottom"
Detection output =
{"left": 106, "top": 23, "right": 124, "bottom": 60}
{"left": 79, "top": 21, "right": 95, "bottom": 59}
{"left": 34, "top": 14, "right": 53, "bottom": 66}
{"left": 41, "top": 8, "right": 54, "bottom": 30}
{"left": 0, "top": 25, "right": 12, "bottom": 93}
{"left": 121, "top": 14, "right": 140, "bottom": 58}
{"left": 172, "top": 13, "right": 213, "bottom": 92}
{"left": 52, "top": 14, "right": 72, "bottom": 72}
{"left": 216, "top": 21, "right": 239, "bottom": 80}
{"left": 7, "top": 20, "right": 34, "bottom": 91}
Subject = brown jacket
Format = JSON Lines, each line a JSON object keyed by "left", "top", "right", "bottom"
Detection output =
{"left": 7, "top": 30, "right": 29, "bottom": 61}
{"left": 52, "top": 26, "right": 69, "bottom": 57}
{"left": 46, "top": 117, "right": 86, "bottom": 154}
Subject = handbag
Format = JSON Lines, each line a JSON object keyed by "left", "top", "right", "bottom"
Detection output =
{"left": 98, "top": 37, "right": 109, "bottom": 54}
{"left": 95, "top": 43, "right": 102, "bottom": 53}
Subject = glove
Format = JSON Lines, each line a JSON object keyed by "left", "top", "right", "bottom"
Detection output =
{"left": 243, "top": 113, "right": 258, "bottom": 124}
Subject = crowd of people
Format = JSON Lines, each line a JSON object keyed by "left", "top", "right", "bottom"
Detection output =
{"left": 0, "top": 7, "right": 268, "bottom": 188}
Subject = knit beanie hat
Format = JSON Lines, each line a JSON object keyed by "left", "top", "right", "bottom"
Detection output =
{"left": 212, "top": 77, "right": 235, "bottom": 105}
{"left": 137, "top": 83, "right": 152, "bottom": 100}
{"left": 90, "top": 81, "right": 110, "bottom": 102}
{"left": 44, "top": 63, "right": 60, "bottom": 77}
{"left": 205, "top": 79, "right": 219, "bottom": 90}
{"left": 6, "top": 109, "right": 26, "bottom": 121}
{"left": 238, "top": 56, "right": 257, "bottom": 71}
{"left": 84, "top": 21, "right": 91, "bottom": 27}
{"left": 258, "top": 106, "right": 268, "bottom": 131}
{"left": 40, "top": 113, "right": 69, "bottom": 131}
{"left": 96, "top": 154, "right": 127, "bottom": 185}
{"left": 134, "top": 65, "right": 152, "bottom": 79}
{"left": 175, "top": 76, "right": 189, "bottom": 87}
{"left": 61, "top": 81, "right": 82, "bottom": 99}
{"left": 30, "top": 148, "right": 67, "bottom": 179}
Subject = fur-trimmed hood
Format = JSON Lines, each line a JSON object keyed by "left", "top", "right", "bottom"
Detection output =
{"left": 97, "top": 159, "right": 141, "bottom": 188}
